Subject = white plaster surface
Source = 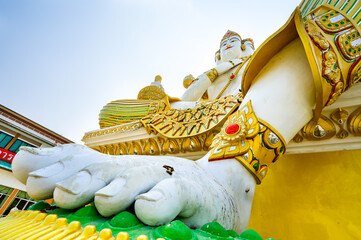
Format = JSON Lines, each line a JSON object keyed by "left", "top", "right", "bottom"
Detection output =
{"left": 0, "top": 168, "right": 26, "bottom": 191}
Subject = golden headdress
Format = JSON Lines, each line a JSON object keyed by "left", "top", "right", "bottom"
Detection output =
{"left": 220, "top": 30, "right": 242, "bottom": 46}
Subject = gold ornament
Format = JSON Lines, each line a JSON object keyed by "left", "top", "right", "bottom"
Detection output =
{"left": 305, "top": 21, "right": 330, "bottom": 50}
{"left": 141, "top": 93, "right": 242, "bottom": 138}
{"left": 315, "top": 10, "right": 352, "bottom": 34}
{"left": 349, "top": 59, "right": 361, "bottom": 87}
{"left": 347, "top": 106, "right": 361, "bottom": 136}
{"left": 301, "top": 114, "right": 336, "bottom": 140}
{"left": 92, "top": 130, "right": 217, "bottom": 157}
{"left": 209, "top": 101, "right": 286, "bottom": 184}
{"left": 204, "top": 68, "right": 219, "bottom": 83}
{"left": 331, "top": 108, "right": 349, "bottom": 139}
{"left": 336, "top": 28, "right": 361, "bottom": 61}
{"left": 183, "top": 74, "right": 196, "bottom": 89}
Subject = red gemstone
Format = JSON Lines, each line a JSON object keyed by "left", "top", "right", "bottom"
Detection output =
{"left": 225, "top": 123, "right": 239, "bottom": 134}
{"left": 230, "top": 74, "right": 235, "bottom": 79}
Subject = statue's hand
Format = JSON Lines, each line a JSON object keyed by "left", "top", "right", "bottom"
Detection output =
{"left": 214, "top": 58, "right": 244, "bottom": 76}
{"left": 12, "top": 144, "right": 256, "bottom": 233}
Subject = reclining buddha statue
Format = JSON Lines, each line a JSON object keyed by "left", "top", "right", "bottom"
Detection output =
{"left": 10, "top": 1, "right": 361, "bottom": 236}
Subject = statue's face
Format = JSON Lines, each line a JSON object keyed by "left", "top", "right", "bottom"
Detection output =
{"left": 220, "top": 36, "right": 242, "bottom": 62}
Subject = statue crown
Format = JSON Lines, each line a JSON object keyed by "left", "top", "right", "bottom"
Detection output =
{"left": 220, "top": 30, "right": 241, "bottom": 46}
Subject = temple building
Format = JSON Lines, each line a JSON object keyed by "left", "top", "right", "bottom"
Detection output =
{"left": 0, "top": 104, "right": 73, "bottom": 216}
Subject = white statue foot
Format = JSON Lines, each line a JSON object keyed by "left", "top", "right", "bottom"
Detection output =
{"left": 12, "top": 144, "right": 256, "bottom": 233}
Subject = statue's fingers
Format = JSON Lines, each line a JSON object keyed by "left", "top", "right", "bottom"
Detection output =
{"left": 53, "top": 162, "right": 125, "bottom": 209}
{"left": 94, "top": 165, "right": 170, "bottom": 217}
{"left": 26, "top": 157, "right": 105, "bottom": 199}
{"left": 134, "top": 178, "right": 204, "bottom": 227}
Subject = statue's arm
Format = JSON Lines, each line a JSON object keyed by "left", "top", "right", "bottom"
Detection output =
{"left": 181, "top": 59, "right": 243, "bottom": 101}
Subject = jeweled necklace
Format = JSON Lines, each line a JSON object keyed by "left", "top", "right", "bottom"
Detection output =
{"left": 215, "top": 56, "right": 251, "bottom": 99}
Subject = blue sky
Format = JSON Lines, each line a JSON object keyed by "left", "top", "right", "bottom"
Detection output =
{"left": 1, "top": 0, "right": 301, "bottom": 143}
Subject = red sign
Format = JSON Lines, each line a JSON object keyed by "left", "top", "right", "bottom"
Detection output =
{"left": 0, "top": 148, "right": 15, "bottom": 163}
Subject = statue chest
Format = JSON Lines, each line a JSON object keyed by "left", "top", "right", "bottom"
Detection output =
{"left": 207, "top": 67, "right": 244, "bottom": 100}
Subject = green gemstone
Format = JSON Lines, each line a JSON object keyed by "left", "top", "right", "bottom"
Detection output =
{"left": 353, "top": 34, "right": 356, "bottom": 37}
{"left": 110, "top": 211, "right": 140, "bottom": 228}
{"left": 240, "top": 229, "right": 263, "bottom": 240}
{"left": 328, "top": 23, "right": 332, "bottom": 27}
{"left": 253, "top": 163, "right": 259, "bottom": 170}
{"left": 325, "top": 15, "right": 329, "bottom": 18}
{"left": 335, "top": 24, "right": 339, "bottom": 27}
{"left": 227, "top": 230, "right": 239, "bottom": 237}
{"left": 346, "top": 19, "right": 350, "bottom": 22}
{"left": 349, "top": 48, "right": 352, "bottom": 52}
{"left": 322, "top": 19, "right": 326, "bottom": 22}
{"left": 348, "top": 36, "right": 352, "bottom": 39}
{"left": 200, "top": 222, "right": 229, "bottom": 237}
{"left": 354, "top": 50, "right": 357, "bottom": 54}
{"left": 159, "top": 221, "right": 193, "bottom": 240}
{"left": 27, "top": 200, "right": 50, "bottom": 211}
{"left": 330, "top": 13, "right": 334, "bottom": 16}
{"left": 358, "top": 48, "right": 360, "bottom": 51}
{"left": 73, "top": 205, "right": 99, "bottom": 217}
{"left": 280, "top": 146, "right": 284, "bottom": 152}
{"left": 341, "top": 21, "right": 344, "bottom": 24}
{"left": 345, "top": 41, "right": 349, "bottom": 44}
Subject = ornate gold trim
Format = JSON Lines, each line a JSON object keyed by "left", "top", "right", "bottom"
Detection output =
{"left": 347, "top": 106, "right": 361, "bottom": 136}
{"left": 208, "top": 100, "right": 286, "bottom": 184}
{"left": 301, "top": 114, "right": 336, "bottom": 141}
{"left": 204, "top": 68, "right": 219, "bottom": 83}
{"left": 92, "top": 130, "right": 218, "bottom": 157}
{"left": 292, "top": 106, "right": 361, "bottom": 143}
{"left": 141, "top": 93, "right": 242, "bottom": 138}
{"left": 331, "top": 108, "right": 349, "bottom": 139}
{"left": 82, "top": 122, "right": 144, "bottom": 141}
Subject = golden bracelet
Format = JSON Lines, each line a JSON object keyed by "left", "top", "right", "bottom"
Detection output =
{"left": 204, "top": 68, "right": 219, "bottom": 83}
{"left": 209, "top": 100, "right": 286, "bottom": 184}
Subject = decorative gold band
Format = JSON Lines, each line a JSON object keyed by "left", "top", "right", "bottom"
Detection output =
{"left": 204, "top": 68, "right": 219, "bottom": 83}
{"left": 208, "top": 100, "right": 286, "bottom": 184}
{"left": 141, "top": 93, "right": 243, "bottom": 138}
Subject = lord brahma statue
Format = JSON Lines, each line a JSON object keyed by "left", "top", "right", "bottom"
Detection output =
{"left": 10, "top": 1, "right": 361, "bottom": 236}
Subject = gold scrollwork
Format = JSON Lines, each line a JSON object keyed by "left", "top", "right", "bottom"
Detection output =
{"left": 93, "top": 130, "right": 217, "bottom": 157}
{"left": 327, "top": 81, "right": 344, "bottom": 106}
{"left": 144, "top": 138, "right": 160, "bottom": 155}
{"left": 141, "top": 93, "right": 242, "bottom": 138}
{"left": 323, "top": 51, "right": 341, "bottom": 85}
{"left": 292, "top": 133, "right": 303, "bottom": 143}
{"left": 204, "top": 68, "right": 219, "bottom": 83}
{"left": 301, "top": 114, "right": 336, "bottom": 141}
{"left": 348, "top": 59, "right": 361, "bottom": 88}
{"left": 208, "top": 101, "right": 286, "bottom": 184}
{"left": 82, "top": 122, "right": 144, "bottom": 140}
{"left": 330, "top": 108, "right": 349, "bottom": 139}
{"left": 336, "top": 28, "right": 361, "bottom": 61}
{"left": 181, "top": 137, "right": 202, "bottom": 152}
{"left": 305, "top": 20, "right": 345, "bottom": 107}
{"left": 305, "top": 21, "right": 330, "bottom": 50}
{"left": 347, "top": 106, "right": 361, "bottom": 136}
{"left": 315, "top": 10, "right": 352, "bottom": 34}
